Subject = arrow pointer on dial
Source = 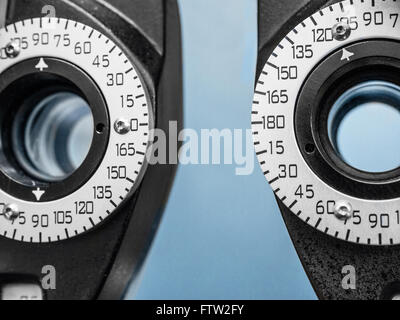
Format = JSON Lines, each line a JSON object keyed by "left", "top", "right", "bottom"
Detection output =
{"left": 35, "top": 58, "right": 49, "bottom": 71}
{"left": 341, "top": 48, "right": 355, "bottom": 61}
{"left": 32, "top": 188, "right": 45, "bottom": 201}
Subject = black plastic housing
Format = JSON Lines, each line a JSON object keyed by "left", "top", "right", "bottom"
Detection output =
{"left": 257, "top": 0, "right": 400, "bottom": 300}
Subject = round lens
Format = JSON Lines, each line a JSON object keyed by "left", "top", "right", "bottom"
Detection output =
{"left": 12, "top": 92, "right": 94, "bottom": 182}
{"left": 328, "top": 81, "right": 400, "bottom": 173}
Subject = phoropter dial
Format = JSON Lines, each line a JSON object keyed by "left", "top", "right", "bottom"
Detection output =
{"left": 252, "top": 0, "right": 400, "bottom": 245}
{"left": 0, "top": 18, "right": 152, "bottom": 243}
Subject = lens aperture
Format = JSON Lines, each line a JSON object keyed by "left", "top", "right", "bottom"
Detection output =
{"left": 12, "top": 92, "right": 94, "bottom": 182}
{"left": 328, "top": 81, "right": 400, "bottom": 173}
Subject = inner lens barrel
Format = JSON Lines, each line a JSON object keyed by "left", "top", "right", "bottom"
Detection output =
{"left": 328, "top": 80, "right": 400, "bottom": 173}
{"left": 11, "top": 91, "right": 94, "bottom": 182}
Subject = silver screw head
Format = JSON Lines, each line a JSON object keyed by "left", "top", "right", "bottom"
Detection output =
{"left": 5, "top": 40, "right": 21, "bottom": 58}
{"left": 332, "top": 22, "right": 351, "bottom": 41}
{"left": 334, "top": 201, "right": 353, "bottom": 221}
{"left": 114, "top": 118, "right": 130, "bottom": 135}
{"left": 3, "top": 204, "right": 20, "bottom": 221}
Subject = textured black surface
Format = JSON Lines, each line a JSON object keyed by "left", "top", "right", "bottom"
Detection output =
{"left": 258, "top": 0, "right": 400, "bottom": 300}
{"left": 280, "top": 202, "right": 400, "bottom": 300}
{"left": 0, "top": 58, "right": 110, "bottom": 201}
{"left": 107, "top": 0, "right": 164, "bottom": 55}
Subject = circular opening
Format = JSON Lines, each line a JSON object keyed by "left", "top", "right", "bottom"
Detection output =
{"left": 96, "top": 123, "right": 105, "bottom": 134}
{"left": 12, "top": 91, "right": 94, "bottom": 182}
{"left": 0, "top": 58, "right": 110, "bottom": 201}
{"left": 11, "top": 91, "right": 94, "bottom": 182}
{"left": 328, "top": 81, "right": 400, "bottom": 173}
{"left": 10, "top": 87, "right": 93, "bottom": 182}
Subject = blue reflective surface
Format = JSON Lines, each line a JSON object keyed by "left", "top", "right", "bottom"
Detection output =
{"left": 329, "top": 81, "right": 400, "bottom": 173}
{"left": 126, "top": 0, "right": 316, "bottom": 300}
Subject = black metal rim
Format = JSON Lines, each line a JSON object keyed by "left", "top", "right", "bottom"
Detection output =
{"left": 295, "top": 40, "right": 400, "bottom": 200}
{"left": 0, "top": 57, "right": 110, "bottom": 202}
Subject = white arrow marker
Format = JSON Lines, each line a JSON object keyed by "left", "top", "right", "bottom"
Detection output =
{"left": 32, "top": 188, "right": 45, "bottom": 201}
{"left": 35, "top": 58, "right": 48, "bottom": 71}
{"left": 341, "top": 48, "right": 355, "bottom": 61}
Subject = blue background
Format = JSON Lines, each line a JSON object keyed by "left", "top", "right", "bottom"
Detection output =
{"left": 127, "top": 0, "right": 316, "bottom": 300}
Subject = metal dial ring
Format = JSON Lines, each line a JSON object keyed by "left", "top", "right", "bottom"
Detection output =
{"left": 0, "top": 17, "right": 153, "bottom": 243}
{"left": 252, "top": 0, "right": 400, "bottom": 246}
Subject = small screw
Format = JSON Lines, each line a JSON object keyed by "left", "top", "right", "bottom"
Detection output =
{"left": 5, "top": 40, "right": 21, "bottom": 58}
{"left": 3, "top": 204, "right": 20, "bottom": 221}
{"left": 114, "top": 118, "right": 130, "bottom": 135}
{"left": 334, "top": 201, "right": 353, "bottom": 221}
{"left": 332, "top": 22, "right": 351, "bottom": 41}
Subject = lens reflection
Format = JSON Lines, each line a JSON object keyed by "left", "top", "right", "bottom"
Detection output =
{"left": 328, "top": 81, "right": 400, "bottom": 173}
{"left": 12, "top": 92, "right": 94, "bottom": 182}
